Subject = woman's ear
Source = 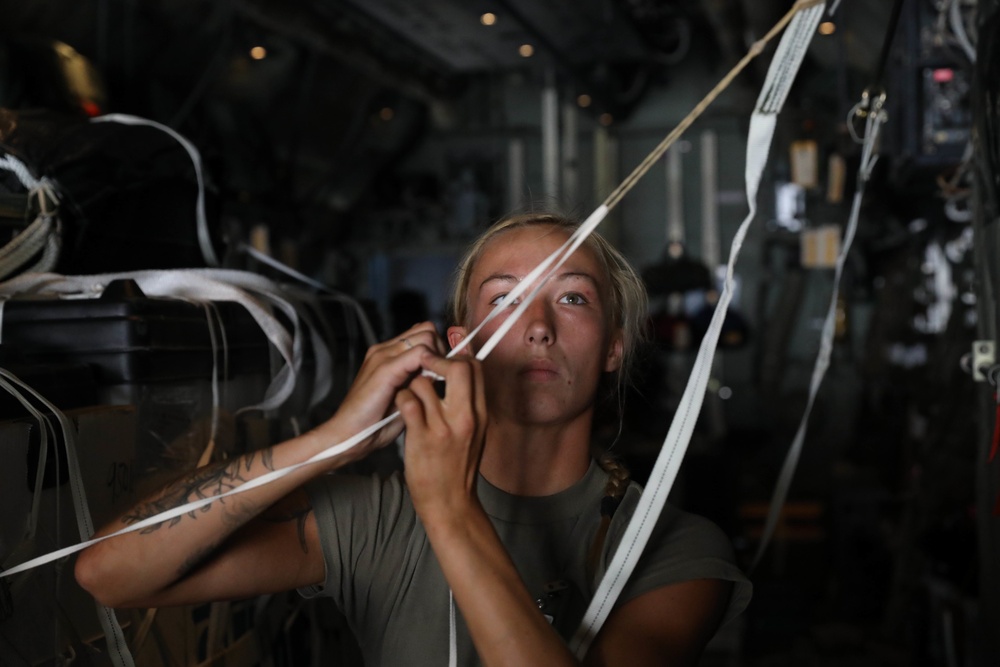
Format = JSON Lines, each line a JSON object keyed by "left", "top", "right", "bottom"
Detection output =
{"left": 447, "top": 326, "right": 472, "bottom": 356}
{"left": 604, "top": 332, "right": 624, "bottom": 373}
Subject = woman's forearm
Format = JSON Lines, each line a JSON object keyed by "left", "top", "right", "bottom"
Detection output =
{"left": 420, "top": 499, "right": 579, "bottom": 667}
{"left": 74, "top": 424, "right": 346, "bottom": 607}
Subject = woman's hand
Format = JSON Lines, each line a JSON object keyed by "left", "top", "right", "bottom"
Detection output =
{"left": 316, "top": 321, "right": 449, "bottom": 460}
{"left": 394, "top": 353, "right": 487, "bottom": 515}
{"left": 394, "top": 353, "right": 580, "bottom": 666}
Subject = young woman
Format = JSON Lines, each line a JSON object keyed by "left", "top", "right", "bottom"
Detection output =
{"left": 75, "top": 213, "right": 750, "bottom": 666}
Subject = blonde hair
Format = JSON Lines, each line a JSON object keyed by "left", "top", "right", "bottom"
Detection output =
{"left": 449, "top": 212, "right": 648, "bottom": 396}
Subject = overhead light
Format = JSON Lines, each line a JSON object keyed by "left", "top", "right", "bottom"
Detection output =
{"left": 599, "top": 113, "right": 613, "bottom": 126}
{"left": 379, "top": 107, "right": 394, "bottom": 121}
{"left": 818, "top": 21, "right": 836, "bottom": 35}
{"left": 480, "top": 12, "right": 497, "bottom": 26}
{"left": 518, "top": 44, "right": 534, "bottom": 58}
{"left": 577, "top": 94, "right": 592, "bottom": 108}
{"left": 249, "top": 46, "right": 267, "bottom": 60}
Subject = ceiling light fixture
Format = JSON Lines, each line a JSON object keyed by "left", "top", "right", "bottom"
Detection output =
{"left": 249, "top": 46, "right": 267, "bottom": 60}
{"left": 577, "top": 94, "right": 592, "bottom": 108}
{"left": 518, "top": 44, "right": 534, "bottom": 58}
{"left": 818, "top": 21, "right": 836, "bottom": 35}
{"left": 480, "top": 12, "right": 497, "bottom": 26}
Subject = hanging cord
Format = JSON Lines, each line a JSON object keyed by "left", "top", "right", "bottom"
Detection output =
{"left": 569, "top": 3, "right": 826, "bottom": 656}
{"left": 601, "top": 0, "right": 825, "bottom": 213}
{"left": 90, "top": 114, "right": 221, "bottom": 267}
{"left": 0, "top": 369, "right": 136, "bottom": 667}
{"left": 751, "top": 91, "right": 888, "bottom": 571}
{"left": 197, "top": 301, "right": 224, "bottom": 467}
{"left": 0, "top": 269, "right": 309, "bottom": 414}
{"left": 239, "top": 240, "right": 378, "bottom": 400}
{"left": 749, "top": 0, "right": 906, "bottom": 570}
{"left": 240, "top": 241, "right": 378, "bottom": 347}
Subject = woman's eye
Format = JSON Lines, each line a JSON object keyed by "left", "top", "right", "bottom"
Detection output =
{"left": 559, "top": 293, "right": 588, "bottom": 305}
{"left": 490, "top": 293, "right": 519, "bottom": 306}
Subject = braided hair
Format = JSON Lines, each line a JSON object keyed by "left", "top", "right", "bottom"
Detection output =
{"left": 586, "top": 453, "right": 632, "bottom": 583}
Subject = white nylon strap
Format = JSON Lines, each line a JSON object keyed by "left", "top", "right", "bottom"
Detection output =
{"left": 0, "top": 406, "right": 400, "bottom": 576}
{"left": 0, "top": 377, "right": 51, "bottom": 567}
{"left": 750, "top": 93, "right": 886, "bottom": 570}
{"left": 91, "top": 113, "right": 221, "bottom": 267}
{"left": 448, "top": 590, "right": 457, "bottom": 667}
{"left": 236, "top": 243, "right": 375, "bottom": 404}
{"left": 238, "top": 243, "right": 378, "bottom": 348}
{"left": 460, "top": 206, "right": 610, "bottom": 362}
{"left": 201, "top": 301, "right": 223, "bottom": 462}
{"left": 0, "top": 369, "right": 135, "bottom": 667}
{"left": 0, "top": 213, "right": 53, "bottom": 280}
{"left": 0, "top": 269, "right": 302, "bottom": 413}
{"left": 0, "top": 154, "right": 41, "bottom": 190}
{"left": 569, "top": 3, "right": 826, "bottom": 657}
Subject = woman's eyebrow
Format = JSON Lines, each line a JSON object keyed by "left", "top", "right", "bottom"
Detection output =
{"left": 557, "top": 271, "right": 599, "bottom": 287}
{"left": 479, "top": 273, "right": 519, "bottom": 290}
{"left": 479, "top": 271, "right": 599, "bottom": 291}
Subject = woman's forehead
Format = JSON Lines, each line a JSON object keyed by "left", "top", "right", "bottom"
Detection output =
{"left": 474, "top": 225, "right": 603, "bottom": 276}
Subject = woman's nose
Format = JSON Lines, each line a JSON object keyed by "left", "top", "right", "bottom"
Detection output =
{"left": 524, "top": 300, "right": 554, "bottom": 345}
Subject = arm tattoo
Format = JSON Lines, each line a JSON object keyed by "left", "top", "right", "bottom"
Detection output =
{"left": 121, "top": 448, "right": 277, "bottom": 534}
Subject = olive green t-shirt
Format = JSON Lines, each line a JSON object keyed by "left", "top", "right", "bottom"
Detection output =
{"left": 302, "top": 462, "right": 751, "bottom": 666}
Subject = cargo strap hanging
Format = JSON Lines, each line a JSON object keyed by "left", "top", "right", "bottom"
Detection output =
{"left": 0, "top": 268, "right": 338, "bottom": 415}
{"left": 569, "top": 1, "right": 826, "bottom": 655}
{"left": 0, "top": 369, "right": 135, "bottom": 667}
{"left": 91, "top": 114, "right": 221, "bottom": 267}
{"left": 750, "top": 90, "right": 889, "bottom": 570}
{"left": 748, "top": 0, "right": 907, "bottom": 570}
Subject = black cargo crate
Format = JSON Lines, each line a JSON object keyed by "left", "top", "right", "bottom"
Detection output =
{"left": 0, "top": 279, "right": 272, "bottom": 384}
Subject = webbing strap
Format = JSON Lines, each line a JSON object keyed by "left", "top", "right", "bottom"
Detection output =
{"left": 0, "top": 369, "right": 135, "bottom": 667}
{"left": 91, "top": 114, "right": 221, "bottom": 267}
{"left": 0, "top": 380, "right": 50, "bottom": 569}
{"left": 448, "top": 590, "right": 457, "bottom": 667}
{"left": 0, "top": 269, "right": 315, "bottom": 413}
{"left": 569, "top": 2, "right": 826, "bottom": 656}
{"left": 0, "top": 154, "right": 41, "bottom": 190}
{"left": 750, "top": 92, "right": 887, "bottom": 570}
{"left": 0, "top": 409, "right": 401, "bottom": 577}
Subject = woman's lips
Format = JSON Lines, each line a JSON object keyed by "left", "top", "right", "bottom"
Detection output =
{"left": 520, "top": 360, "right": 560, "bottom": 381}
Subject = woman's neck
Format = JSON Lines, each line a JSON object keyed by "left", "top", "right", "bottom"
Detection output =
{"left": 477, "top": 417, "right": 592, "bottom": 497}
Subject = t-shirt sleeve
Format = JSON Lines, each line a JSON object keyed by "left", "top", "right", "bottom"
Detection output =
{"left": 607, "top": 488, "right": 752, "bottom": 626}
{"left": 297, "top": 472, "right": 413, "bottom": 620}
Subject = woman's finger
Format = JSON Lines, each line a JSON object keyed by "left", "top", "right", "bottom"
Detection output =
{"left": 406, "top": 375, "right": 446, "bottom": 429}
{"left": 395, "top": 386, "right": 426, "bottom": 428}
